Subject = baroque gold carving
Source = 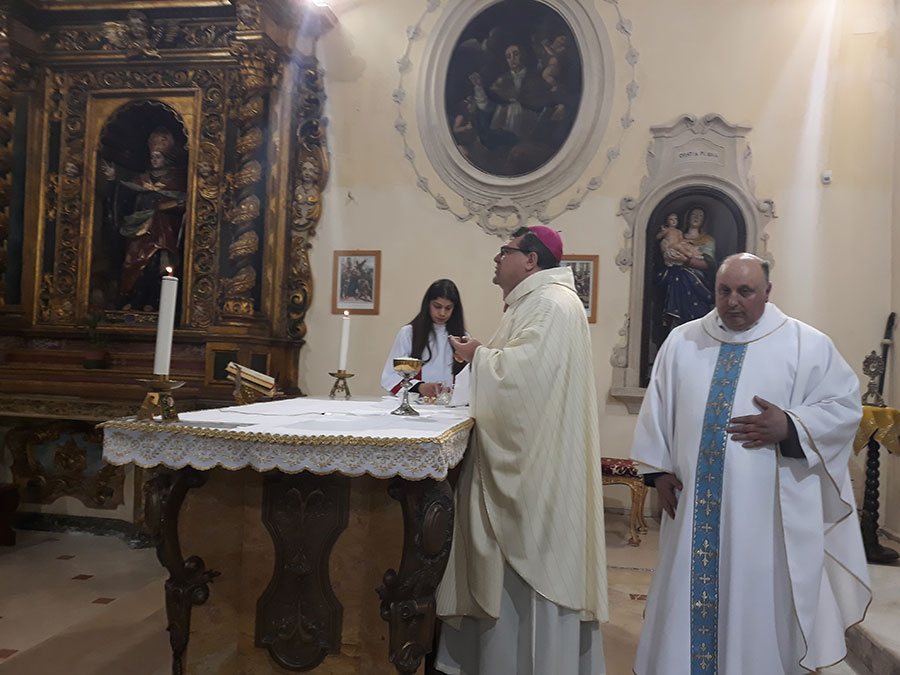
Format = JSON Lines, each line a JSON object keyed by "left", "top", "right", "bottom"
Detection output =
{"left": 0, "top": 23, "right": 12, "bottom": 308}
{"left": 228, "top": 230, "right": 259, "bottom": 258}
{"left": 197, "top": 140, "right": 222, "bottom": 201}
{"left": 6, "top": 421, "right": 125, "bottom": 509}
{"left": 39, "top": 66, "right": 225, "bottom": 328}
{"left": 287, "top": 60, "right": 329, "bottom": 339}
{"left": 232, "top": 42, "right": 279, "bottom": 91}
{"left": 235, "top": 0, "right": 262, "bottom": 32}
{"left": 221, "top": 39, "right": 281, "bottom": 319}
{"left": 233, "top": 159, "right": 262, "bottom": 191}
{"left": 235, "top": 126, "right": 262, "bottom": 156}
{"left": 45, "top": 21, "right": 234, "bottom": 54}
{"left": 0, "top": 394, "right": 137, "bottom": 421}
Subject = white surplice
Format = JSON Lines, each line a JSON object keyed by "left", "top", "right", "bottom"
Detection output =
{"left": 631, "top": 304, "right": 871, "bottom": 675}
{"left": 435, "top": 267, "right": 607, "bottom": 675}
{"left": 381, "top": 322, "right": 455, "bottom": 393}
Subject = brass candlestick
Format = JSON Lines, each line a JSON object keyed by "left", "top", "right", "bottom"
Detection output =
{"left": 328, "top": 370, "right": 354, "bottom": 399}
{"left": 136, "top": 375, "right": 186, "bottom": 422}
{"left": 391, "top": 357, "right": 423, "bottom": 416}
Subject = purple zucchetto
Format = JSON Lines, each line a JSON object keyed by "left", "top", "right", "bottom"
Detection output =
{"left": 528, "top": 226, "right": 563, "bottom": 262}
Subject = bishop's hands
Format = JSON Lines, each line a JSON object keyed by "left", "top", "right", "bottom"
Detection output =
{"left": 418, "top": 382, "right": 440, "bottom": 399}
{"left": 727, "top": 395, "right": 790, "bottom": 448}
{"left": 449, "top": 335, "right": 480, "bottom": 363}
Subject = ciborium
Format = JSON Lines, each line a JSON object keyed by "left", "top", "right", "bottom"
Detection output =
{"left": 391, "top": 357, "right": 423, "bottom": 416}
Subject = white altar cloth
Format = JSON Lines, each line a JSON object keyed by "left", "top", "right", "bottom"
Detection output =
{"left": 101, "top": 397, "right": 474, "bottom": 480}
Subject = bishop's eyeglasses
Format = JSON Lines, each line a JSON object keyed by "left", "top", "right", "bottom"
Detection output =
{"left": 498, "top": 245, "right": 526, "bottom": 258}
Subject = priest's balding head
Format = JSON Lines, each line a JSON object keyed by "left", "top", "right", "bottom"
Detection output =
{"left": 715, "top": 253, "right": 772, "bottom": 331}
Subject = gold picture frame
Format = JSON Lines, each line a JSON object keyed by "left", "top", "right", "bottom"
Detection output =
{"left": 561, "top": 254, "right": 598, "bottom": 323}
{"left": 332, "top": 250, "right": 381, "bottom": 315}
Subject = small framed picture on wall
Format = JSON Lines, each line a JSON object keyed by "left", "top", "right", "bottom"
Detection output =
{"left": 332, "top": 250, "right": 381, "bottom": 314}
{"left": 561, "top": 254, "right": 598, "bottom": 323}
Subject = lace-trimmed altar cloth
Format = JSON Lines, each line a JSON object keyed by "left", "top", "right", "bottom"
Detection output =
{"left": 101, "top": 396, "right": 473, "bottom": 480}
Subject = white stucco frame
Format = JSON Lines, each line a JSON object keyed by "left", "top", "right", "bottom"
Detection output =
{"left": 610, "top": 114, "right": 777, "bottom": 413}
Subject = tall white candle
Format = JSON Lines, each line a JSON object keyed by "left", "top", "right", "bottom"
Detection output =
{"left": 338, "top": 310, "right": 350, "bottom": 371}
{"left": 153, "top": 270, "right": 178, "bottom": 376}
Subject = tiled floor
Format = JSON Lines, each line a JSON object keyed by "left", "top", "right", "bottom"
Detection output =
{"left": 0, "top": 530, "right": 170, "bottom": 674}
{"left": 0, "top": 515, "right": 892, "bottom": 674}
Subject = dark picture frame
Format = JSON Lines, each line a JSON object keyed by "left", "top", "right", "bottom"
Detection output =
{"left": 561, "top": 254, "right": 598, "bottom": 323}
{"left": 332, "top": 250, "right": 381, "bottom": 315}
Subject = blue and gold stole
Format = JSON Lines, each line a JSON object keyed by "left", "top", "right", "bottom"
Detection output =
{"left": 690, "top": 343, "right": 747, "bottom": 674}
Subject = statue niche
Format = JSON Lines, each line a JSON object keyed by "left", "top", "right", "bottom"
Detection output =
{"left": 610, "top": 114, "right": 776, "bottom": 413}
{"left": 642, "top": 189, "right": 746, "bottom": 383}
{"left": 91, "top": 100, "right": 189, "bottom": 315}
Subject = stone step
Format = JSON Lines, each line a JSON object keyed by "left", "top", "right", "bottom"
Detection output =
{"left": 845, "top": 564, "right": 900, "bottom": 675}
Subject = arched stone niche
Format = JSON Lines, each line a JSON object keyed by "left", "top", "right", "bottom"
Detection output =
{"left": 610, "top": 114, "right": 777, "bottom": 413}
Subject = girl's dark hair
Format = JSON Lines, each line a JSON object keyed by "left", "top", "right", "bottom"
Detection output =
{"left": 409, "top": 279, "right": 465, "bottom": 367}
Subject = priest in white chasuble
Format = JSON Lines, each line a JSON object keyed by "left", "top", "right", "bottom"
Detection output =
{"left": 434, "top": 226, "right": 607, "bottom": 675}
{"left": 631, "top": 253, "right": 871, "bottom": 675}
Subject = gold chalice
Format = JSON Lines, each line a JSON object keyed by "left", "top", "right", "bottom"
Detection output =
{"left": 391, "top": 357, "right": 423, "bottom": 416}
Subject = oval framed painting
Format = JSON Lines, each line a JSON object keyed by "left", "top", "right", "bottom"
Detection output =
{"left": 444, "top": 0, "right": 582, "bottom": 177}
{"left": 418, "top": 0, "right": 613, "bottom": 208}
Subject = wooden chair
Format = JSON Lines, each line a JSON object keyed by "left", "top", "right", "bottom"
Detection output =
{"left": 601, "top": 458, "right": 648, "bottom": 546}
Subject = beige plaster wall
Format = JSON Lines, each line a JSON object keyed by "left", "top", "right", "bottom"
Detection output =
{"left": 884, "top": 1, "right": 900, "bottom": 540}
{"left": 298, "top": 0, "right": 896, "bottom": 512}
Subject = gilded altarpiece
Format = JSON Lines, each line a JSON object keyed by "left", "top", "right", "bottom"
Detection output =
{"left": 0, "top": 1, "right": 331, "bottom": 523}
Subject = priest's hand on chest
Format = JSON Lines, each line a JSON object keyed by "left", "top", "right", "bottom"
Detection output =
{"left": 726, "top": 396, "right": 790, "bottom": 448}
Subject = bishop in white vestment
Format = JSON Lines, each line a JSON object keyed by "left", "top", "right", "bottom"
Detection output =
{"left": 631, "top": 254, "right": 871, "bottom": 675}
{"left": 435, "top": 226, "right": 607, "bottom": 675}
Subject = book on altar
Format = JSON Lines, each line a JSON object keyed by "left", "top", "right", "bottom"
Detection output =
{"left": 226, "top": 362, "right": 276, "bottom": 395}
{"left": 449, "top": 364, "right": 470, "bottom": 407}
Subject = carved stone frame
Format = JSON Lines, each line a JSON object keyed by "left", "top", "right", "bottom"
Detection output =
{"left": 610, "top": 114, "right": 777, "bottom": 413}
{"left": 416, "top": 0, "right": 614, "bottom": 221}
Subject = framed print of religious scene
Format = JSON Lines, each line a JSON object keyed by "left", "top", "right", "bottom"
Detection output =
{"left": 332, "top": 250, "right": 381, "bottom": 315}
{"left": 561, "top": 254, "right": 598, "bottom": 323}
{"left": 444, "top": 0, "right": 583, "bottom": 177}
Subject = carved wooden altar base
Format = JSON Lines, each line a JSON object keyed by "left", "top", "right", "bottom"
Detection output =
{"left": 143, "top": 468, "right": 456, "bottom": 674}
{"left": 103, "top": 397, "right": 471, "bottom": 673}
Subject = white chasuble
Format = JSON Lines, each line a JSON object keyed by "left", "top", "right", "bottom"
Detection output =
{"left": 631, "top": 304, "right": 871, "bottom": 675}
{"left": 436, "top": 266, "right": 608, "bottom": 627}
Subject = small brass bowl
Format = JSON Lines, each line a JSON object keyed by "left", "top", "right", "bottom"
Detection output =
{"left": 393, "top": 357, "right": 423, "bottom": 373}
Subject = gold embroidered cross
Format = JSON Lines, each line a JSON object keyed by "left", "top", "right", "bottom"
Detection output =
{"left": 693, "top": 643, "right": 716, "bottom": 670}
{"left": 708, "top": 391, "right": 730, "bottom": 418}
{"left": 695, "top": 539, "right": 717, "bottom": 567}
{"left": 697, "top": 489, "right": 720, "bottom": 517}
{"left": 693, "top": 591, "right": 715, "bottom": 618}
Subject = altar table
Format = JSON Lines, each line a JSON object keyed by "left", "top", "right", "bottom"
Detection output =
{"left": 101, "top": 396, "right": 473, "bottom": 674}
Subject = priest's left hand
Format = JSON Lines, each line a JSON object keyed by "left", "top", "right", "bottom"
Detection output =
{"left": 450, "top": 335, "right": 481, "bottom": 363}
{"left": 727, "top": 396, "right": 789, "bottom": 448}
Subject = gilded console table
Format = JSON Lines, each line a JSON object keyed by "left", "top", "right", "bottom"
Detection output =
{"left": 101, "top": 397, "right": 472, "bottom": 674}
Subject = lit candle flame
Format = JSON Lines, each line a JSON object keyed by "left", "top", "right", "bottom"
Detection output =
{"left": 165, "top": 266, "right": 174, "bottom": 275}
{"left": 343, "top": 310, "right": 349, "bottom": 317}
